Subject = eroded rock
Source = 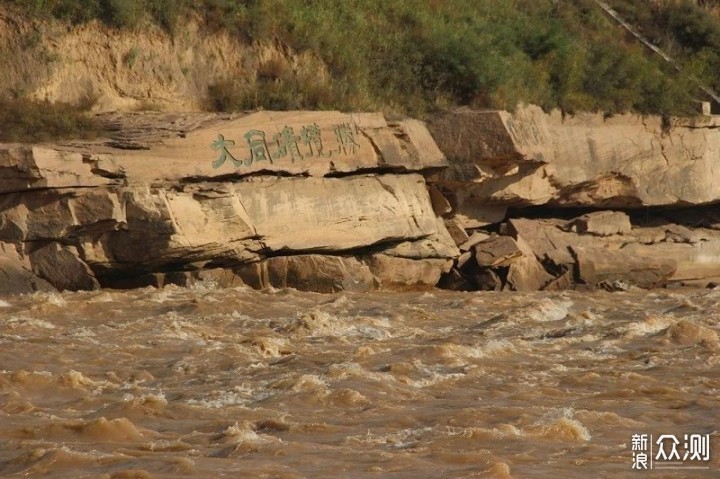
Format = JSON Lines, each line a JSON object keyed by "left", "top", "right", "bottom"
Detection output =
{"left": 428, "top": 105, "right": 720, "bottom": 208}
{"left": 236, "top": 255, "right": 376, "bottom": 293}
{"left": 29, "top": 242, "right": 99, "bottom": 291}
{"left": 565, "top": 211, "right": 632, "bottom": 236}
{"left": 364, "top": 254, "right": 450, "bottom": 290}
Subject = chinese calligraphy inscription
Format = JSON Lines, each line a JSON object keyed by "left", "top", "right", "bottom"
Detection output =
{"left": 212, "top": 121, "right": 360, "bottom": 169}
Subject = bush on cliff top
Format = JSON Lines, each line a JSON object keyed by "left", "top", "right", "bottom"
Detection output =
{"left": 7, "top": 0, "right": 720, "bottom": 117}
{"left": 0, "top": 97, "right": 100, "bottom": 142}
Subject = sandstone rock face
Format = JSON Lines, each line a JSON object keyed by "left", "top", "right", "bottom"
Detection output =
{"left": 428, "top": 105, "right": 720, "bottom": 208}
{"left": 29, "top": 242, "right": 100, "bottom": 291}
{"left": 0, "top": 111, "right": 457, "bottom": 293}
{"left": 0, "top": 147, "right": 115, "bottom": 193}
{"left": 364, "top": 254, "right": 450, "bottom": 291}
{"left": 565, "top": 211, "right": 632, "bottom": 236}
{"left": 0, "top": 242, "right": 54, "bottom": 294}
{"left": 236, "top": 255, "right": 376, "bottom": 293}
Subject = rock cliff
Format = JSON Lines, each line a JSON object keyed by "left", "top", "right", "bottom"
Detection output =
{"left": 428, "top": 105, "right": 720, "bottom": 292}
{"left": 4, "top": 105, "right": 720, "bottom": 294}
{"left": 0, "top": 111, "right": 456, "bottom": 293}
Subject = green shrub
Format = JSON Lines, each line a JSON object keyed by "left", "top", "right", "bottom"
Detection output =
{"left": 8, "top": 0, "right": 720, "bottom": 116}
{"left": 0, "top": 97, "right": 101, "bottom": 142}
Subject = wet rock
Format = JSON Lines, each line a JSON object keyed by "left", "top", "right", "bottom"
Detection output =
{"left": 364, "top": 254, "right": 450, "bottom": 290}
{"left": 470, "top": 268, "right": 503, "bottom": 291}
{"left": 102, "top": 272, "right": 168, "bottom": 290}
{"left": 438, "top": 268, "right": 474, "bottom": 291}
{"left": 29, "top": 242, "right": 100, "bottom": 291}
{"left": 191, "top": 268, "right": 246, "bottom": 288}
{"left": 236, "top": 255, "right": 376, "bottom": 293}
{"left": 0, "top": 243, "right": 55, "bottom": 294}
{"left": 565, "top": 211, "right": 631, "bottom": 236}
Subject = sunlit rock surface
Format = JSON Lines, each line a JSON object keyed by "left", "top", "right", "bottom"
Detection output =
{"left": 0, "top": 111, "right": 456, "bottom": 292}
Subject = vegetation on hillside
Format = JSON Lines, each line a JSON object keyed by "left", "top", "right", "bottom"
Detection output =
{"left": 0, "top": 97, "right": 100, "bottom": 142}
{"left": 5, "top": 0, "right": 720, "bottom": 121}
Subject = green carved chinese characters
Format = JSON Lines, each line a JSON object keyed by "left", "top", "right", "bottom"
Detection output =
{"left": 211, "top": 121, "right": 360, "bottom": 169}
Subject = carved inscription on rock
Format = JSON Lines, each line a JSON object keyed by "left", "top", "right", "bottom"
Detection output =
{"left": 211, "top": 121, "right": 360, "bottom": 169}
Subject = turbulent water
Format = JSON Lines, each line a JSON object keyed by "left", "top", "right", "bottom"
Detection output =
{"left": 0, "top": 283, "right": 718, "bottom": 478}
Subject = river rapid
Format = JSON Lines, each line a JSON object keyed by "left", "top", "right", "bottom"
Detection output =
{"left": 0, "top": 283, "right": 718, "bottom": 478}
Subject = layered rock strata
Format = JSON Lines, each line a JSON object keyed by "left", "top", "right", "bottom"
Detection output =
{"left": 3, "top": 106, "right": 720, "bottom": 294}
{"left": 0, "top": 111, "right": 456, "bottom": 293}
{"left": 428, "top": 106, "right": 720, "bottom": 291}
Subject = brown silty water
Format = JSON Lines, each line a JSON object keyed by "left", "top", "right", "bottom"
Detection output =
{"left": 0, "top": 284, "right": 718, "bottom": 478}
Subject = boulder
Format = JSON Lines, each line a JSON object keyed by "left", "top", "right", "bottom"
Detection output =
{"left": 473, "top": 236, "right": 523, "bottom": 267}
{"left": 505, "top": 236, "right": 554, "bottom": 291}
{"left": 29, "top": 242, "right": 100, "bottom": 291}
{"left": 444, "top": 218, "right": 470, "bottom": 246}
{"left": 565, "top": 211, "right": 632, "bottom": 236}
{"left": 364, "top": 254, "right": 450, "bottom": 290}
{"left": 236, "top": 255, "right": 376, "bottom": 293}
{"left": 0, "top": 243, "right": 55, "bottom": 294}
{"left": 460, "top": 231, "right": 491, "bottom": 252}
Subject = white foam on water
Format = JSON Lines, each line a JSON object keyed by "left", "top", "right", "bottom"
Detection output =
{"left": 526, "top": 407, "right": 592, "bottom": 442}
{"left": 345, "top": 426, "right": 433, "bottom": 449}
{"left": 32, "top": 291, "right": 67, "bottom": 307}
{"left": 5, "top": 315, "right": 56, "bottom": 329}
{"left": 87, "top": 292, "right": 115, "bottom": 303}
{"left": 288, "top": 374, "right": 328, "bottom": 392}
{"left": 521, "top": 298, "right": 573, "bottom": 322}
{"left": 59, "top": 370, "right": 116, "bottom": 394}
{"left": 187, "top": 384, "right": 272, "bottom": 408}
{"left": 439, "top": 339, "right": 521, "bottom": 362}
{"left": 284, "top": 309, "right": 392, "bottom": 340}
{"left": 624, "top": 314, "right": 675, "bottom": 337}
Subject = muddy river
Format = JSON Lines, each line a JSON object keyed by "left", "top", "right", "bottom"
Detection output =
{"left": 0, "top": 284, "right": 718, "bottom": 478}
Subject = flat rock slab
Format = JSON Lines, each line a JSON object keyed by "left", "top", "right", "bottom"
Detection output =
{"left": 473, "top": 236, "right": 523, "bottom": 268}
{"left": 0, "top": 172, "right": 457, "bottom": 278}
{"left": 573, "top": 246, "right": 677, "bottom": 288}
{"left": 0, "top": 147, "right": 115, "bottom": 194}
{"left": 2, "top": 111, "right": 447, "bottom": 193}
{"left": 510, "top": 217, "right": 720, "bottom": 285}
{"left": 235, "top": 174, "right": 453, "bottom": 253}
